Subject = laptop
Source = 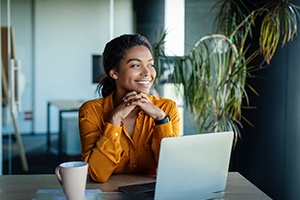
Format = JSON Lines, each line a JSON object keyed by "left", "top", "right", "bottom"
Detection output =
{"left": 119, "top": 131, "right": 234, "bottom": 200}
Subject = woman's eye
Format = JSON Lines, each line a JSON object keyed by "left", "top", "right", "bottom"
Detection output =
{"left": 131, "top": 63, "right": 154, "bottom": 68}
{"left": 132, "top": 64, "right": 139, "bottom": 68}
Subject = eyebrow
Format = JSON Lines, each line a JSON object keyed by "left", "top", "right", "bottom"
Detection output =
{"left": 126, "top": 58, "right": 153, "bottom": 64}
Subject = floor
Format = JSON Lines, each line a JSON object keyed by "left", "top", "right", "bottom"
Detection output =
{"left": 2, "top": 134, "right": 81, "bottom": 175}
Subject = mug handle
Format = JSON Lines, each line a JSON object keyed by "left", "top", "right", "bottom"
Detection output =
{"left": 55, "top": 166, "right": 62, "bottom": 185}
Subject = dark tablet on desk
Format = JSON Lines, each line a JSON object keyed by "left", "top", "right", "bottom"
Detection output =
{"left": 118, "top": 181, "right": 156, "bottom": 194}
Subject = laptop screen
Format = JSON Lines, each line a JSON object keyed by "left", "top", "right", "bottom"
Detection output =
{"left": 119, "top": 131, "right": 234, "bottom": 200}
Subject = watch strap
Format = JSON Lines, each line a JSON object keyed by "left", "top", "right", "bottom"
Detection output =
{"left": 155, "top": 115, "right": 170, "bottom": 125}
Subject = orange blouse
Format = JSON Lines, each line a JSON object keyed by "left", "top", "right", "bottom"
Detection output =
{"left": 78, "top": 93, "right": 181, "bottom": 183}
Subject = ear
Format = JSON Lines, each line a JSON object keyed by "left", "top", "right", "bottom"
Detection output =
{"left": 109, "top": 69, "right": 118, "bottom": 80}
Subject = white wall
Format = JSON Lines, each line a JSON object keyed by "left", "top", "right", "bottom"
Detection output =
{"left": 2, "top": 0, "right": 132, "bottom": 134}
{"left": 34, "top": 0, "right": 133, "bottom": 133}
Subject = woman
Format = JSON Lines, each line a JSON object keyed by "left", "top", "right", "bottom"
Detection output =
{"left": 79, "top": 34, "right": 180, "bottom": 183}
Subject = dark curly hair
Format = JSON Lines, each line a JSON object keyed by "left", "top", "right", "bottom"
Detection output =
{"left": 96, "top": 34, "right": 153, "bottom": 97}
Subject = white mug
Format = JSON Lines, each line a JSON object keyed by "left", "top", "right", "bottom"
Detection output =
{"left": 55, "top": 161, "right": 88, "bottom": 200}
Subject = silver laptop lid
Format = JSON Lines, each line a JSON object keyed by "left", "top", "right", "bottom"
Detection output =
{"left": 154, "top": 131, "right": 234, "bottom": 200}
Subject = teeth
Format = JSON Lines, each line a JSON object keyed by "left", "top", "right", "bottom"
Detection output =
{"left": 136, "top": 80, "right": 151, "bottom": 84}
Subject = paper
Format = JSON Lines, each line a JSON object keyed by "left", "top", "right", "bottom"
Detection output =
{"left": 32, "top": 189, "right": 102, "bottom": 200}
{"left": 36, "top": 189, "right": 102, "bottom": 194}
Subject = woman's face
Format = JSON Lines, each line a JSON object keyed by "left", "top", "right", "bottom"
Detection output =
{"left": 110, "top": 45, "right": 156, "bottom": 94}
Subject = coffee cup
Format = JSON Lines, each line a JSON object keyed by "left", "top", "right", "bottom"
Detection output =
{"left": 55, "top": 161, "right": 88, "bottom": 200}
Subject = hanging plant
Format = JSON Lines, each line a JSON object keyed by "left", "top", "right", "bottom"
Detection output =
{"left": 213, "top": 0, "right": 300, "bottom": 64}
{"left": 259, "top": 1, "right": 300, "bottom": 63}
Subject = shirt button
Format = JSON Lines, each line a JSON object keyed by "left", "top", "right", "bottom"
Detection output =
{"left": 115, "top": 132, "right": 119, "bottom": 137}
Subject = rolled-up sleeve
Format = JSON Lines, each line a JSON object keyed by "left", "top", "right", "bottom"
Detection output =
{"left": 79, "top": 101, "right": 123, "bottom": 183}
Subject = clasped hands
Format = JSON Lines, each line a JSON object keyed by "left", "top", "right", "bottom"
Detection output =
{"left": 109, "top": 91, "right": 166, "bottom": 126}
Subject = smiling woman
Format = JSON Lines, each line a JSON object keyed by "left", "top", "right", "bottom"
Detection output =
{"left": 78, "top": 34, "right": 181, "bottom": 183}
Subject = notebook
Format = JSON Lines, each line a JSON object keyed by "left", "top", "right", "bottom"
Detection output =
{"left": 119, "top": 131, "right": 234, "bottom": 200}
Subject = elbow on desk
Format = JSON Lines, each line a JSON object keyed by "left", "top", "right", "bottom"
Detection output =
{"left": 88, "top": 167, "right": 110, "bottom": 183}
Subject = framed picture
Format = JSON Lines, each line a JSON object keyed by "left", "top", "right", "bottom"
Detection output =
{"left": 92, "top": 55, "right": 106, "bottom": 83}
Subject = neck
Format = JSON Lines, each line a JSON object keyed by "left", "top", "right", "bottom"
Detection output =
{"left": 112, "top": 89, "right": 129, "bottom": 108}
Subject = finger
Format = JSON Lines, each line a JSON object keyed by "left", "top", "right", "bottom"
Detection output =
{"left": 129, "top": 98, "right": 149, "bottom": 107}
{"left": 139, "top": 97, "right": 149, "bottom": 103}
{"left": 123, "top": 91, "right": 138, "bottom": 102}
{"left": 140, "top": 93, "right": 150, "bottom": 102}
{"left": 124, "top": 93, "right": 143, "bottom": 103}
{"left": 132, "top": 92, "right": 149, "bottom": 101}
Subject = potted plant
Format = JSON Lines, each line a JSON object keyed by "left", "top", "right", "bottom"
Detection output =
{"left": 155, "top": 0, "right": 300, "bottom": 143}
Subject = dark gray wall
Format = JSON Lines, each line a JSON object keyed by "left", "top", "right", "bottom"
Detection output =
{"left": 230, "top": 1, "right": 300, "bottom": 199}
{"left": 284, "top": 35, "right": 300, "bottom": 199}
{"left": 233, "top": 34, "right": 300, "bottom": 200}
{"left": 184, "top": 0, "right": 300, "bottom": 199}
{"left": 133, "top": 0, "right": 164, "bottom": 44}
{"left": 233, "top": 46, "right": 288, "bottom": 199}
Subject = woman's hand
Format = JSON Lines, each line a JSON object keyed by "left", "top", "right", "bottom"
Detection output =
{"left": 108, "top": 91, "right": 166, "bottom": 126}
{"left": 108, "top": 96, "right": 137, "bottom": 126}
{"left": 123, "top": 91, "right": 166, "bottom": 120}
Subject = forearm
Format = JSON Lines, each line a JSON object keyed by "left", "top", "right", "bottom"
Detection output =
{"left": 81, "top": 123, "right": 123, "bottom": 183}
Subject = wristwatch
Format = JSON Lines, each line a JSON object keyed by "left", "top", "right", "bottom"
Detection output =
{"left": 155, "top": 115, "right": 170, "bottom": 125}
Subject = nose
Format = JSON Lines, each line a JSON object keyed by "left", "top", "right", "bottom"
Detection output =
{"left": 140, "top": 64, "right": 151, "bottom": 76}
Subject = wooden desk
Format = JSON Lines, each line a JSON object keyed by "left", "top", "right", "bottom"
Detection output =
{"left": 0, "top": 172, "right": 271, "bottom": 200}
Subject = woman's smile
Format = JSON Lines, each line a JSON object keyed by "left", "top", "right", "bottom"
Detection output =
{"left": 135, "top": 78, "right": 153, "bottom": 85}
